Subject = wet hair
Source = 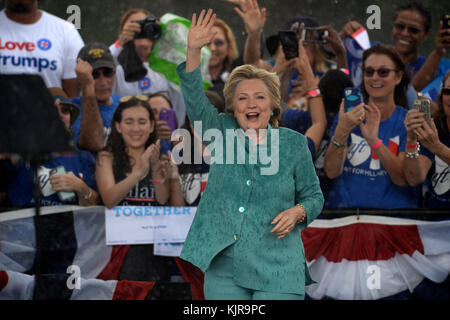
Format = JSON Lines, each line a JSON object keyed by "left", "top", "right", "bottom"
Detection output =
{"left": 394, "top": 2, "right": 431, "bottom": 34}
{"left": 318, "top": 69, "right": 354, "bottom": 118}
{"left": 435, "top": 71, "right": 450, "bottom": 134}
{"left": 102, "top": 97, "right": 157, "bottom": 181}
{"left": 361, "top": 44, "right": 410, "bottom": 107}
{"left": 213, "top": 19, "right": 239, "bottom": 72}
{"left": 223, "top": 64, "right": 281, "bottom": 127}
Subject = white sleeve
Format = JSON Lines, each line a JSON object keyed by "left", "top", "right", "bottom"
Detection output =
{"left": 62, "top": 23, "right": 85, "bottom": 80}
{"left": 109, "top": 43, "right": 122, "bottom": 65}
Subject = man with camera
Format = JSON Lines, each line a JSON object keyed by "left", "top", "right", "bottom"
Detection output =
{"left": 109, "top": 9, "right": 186, "bottom": 128}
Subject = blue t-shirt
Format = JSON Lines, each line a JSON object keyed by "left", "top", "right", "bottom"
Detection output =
{"left": 325, "top": 106, "right": 428, "bottom": 209}
{"left": 70, "top": 95, "right": 121, "bottom": 147}
{"left": 6, "top": 151, "right": 97, "bottom": 206}
{"left": 281, "top": 108, "right": 315, "bottom": 157}
{"left": 424, "top": 121, "right": 450, "bottom": 208}
{"left": 421, "top": 58, "right": 450, "bottom": 102}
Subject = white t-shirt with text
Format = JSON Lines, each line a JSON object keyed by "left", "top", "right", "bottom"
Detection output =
{"left": 0, "top": 10, "right": 84, "bottom": 88}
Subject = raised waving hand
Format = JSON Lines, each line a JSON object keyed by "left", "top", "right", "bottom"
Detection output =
{"left": 186, "top": 9, "right": 217, "bottom": 72}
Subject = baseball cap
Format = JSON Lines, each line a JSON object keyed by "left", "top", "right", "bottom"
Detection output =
{"left": 48, "top": 87, "right": 80, "bottom": 124}
{"left": 77, "top": 42, "right": 116, "bottom": 71}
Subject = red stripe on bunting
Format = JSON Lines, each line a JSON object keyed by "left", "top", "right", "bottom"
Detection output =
{"left": 301, "top": 223, "right": 424, "bottom": 263}
{"left": 0, "top": 271, "right": 8, "bottom": 292}
{"left": 112, "top": 280, "right": 155, "bottom": 300}
{"left": 97, "top": 245, "right": 131, "bottom": 280}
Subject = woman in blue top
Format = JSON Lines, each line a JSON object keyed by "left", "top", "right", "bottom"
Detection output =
{"left": 324, "top": 44, "right": 429, "bottom": 209}
{"left": 403, "top": 72, "right": 450, "bottom": 208}
{"left": 177, "top": 9, "right": 324, "bottom": 300}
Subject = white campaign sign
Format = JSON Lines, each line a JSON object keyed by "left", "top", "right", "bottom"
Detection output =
{"left": 105, "top": 206, "right": 196, "bottom": 246}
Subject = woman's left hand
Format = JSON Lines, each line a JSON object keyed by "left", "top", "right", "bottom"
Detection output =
{"left": 270, "top": 206, "right": 305, "bottom": 239}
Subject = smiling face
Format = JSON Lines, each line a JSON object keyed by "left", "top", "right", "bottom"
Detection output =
{"left": 363, "top": 53, "right": 402, "bottom": 102}
{"left": 233, "top": 79, "right": 273, "bottom": 131}
{"left": 208, "top": 26, "right": 229, "bottom": 71}
{"left": 391, "top": 10, "right": 428, "bottom": 58}
{"left": 115, "top": 105, "right": 155, "bottom": 150}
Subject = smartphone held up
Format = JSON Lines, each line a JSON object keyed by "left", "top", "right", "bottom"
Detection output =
{"left": 159, "top": 108, "right": 177, "bottom": 155}
{"left": 413, "top": 99, "right": 431, "bottom": 125}
{"left": 344, "top": 87, "right": 363, "bottom": 112}
{"left": 279, "top": 30, "right": 299, "bottom": 60}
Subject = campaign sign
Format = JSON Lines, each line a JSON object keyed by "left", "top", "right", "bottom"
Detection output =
{"left": 154, "top": 242, "right": 184, "bottom": 257}
{"left": 105, "top": 206, "right": 196, "bottom": 245}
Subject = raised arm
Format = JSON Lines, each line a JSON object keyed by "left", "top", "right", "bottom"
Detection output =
{"left": 412, "top": 22, "right": 450, "bottom": 92}
{"left": 186, "top": 9, "right": 217, "bottom": 72}
{"left": 178, "top": 9, "right": 225, "bottom": 134}
{"left": 294, "top": 39, "right": 327, "bottom": 153}
{"left": 75, "top": 58, "right": 104, "bottom": 151}
{"left": 229, "top": 0, "right": 268, "bottom": 69}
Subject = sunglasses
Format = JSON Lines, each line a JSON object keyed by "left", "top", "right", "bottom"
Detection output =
{"left": 210, "top": 39, "right": 227, "bottom": 47}
{"left": 394, "top": 23, "right": 422, "bottom": 35}
{"left": 92, "top": 68, "right": 115, "bottom": 79}
{"left": 119, "top": 95, "right": 149, "bottom": 103}
{"left": 363, "top": 67, "right": 398, "bottom": 78}
{"left": 442, "top": 88, "right": 450, "bottom": 96}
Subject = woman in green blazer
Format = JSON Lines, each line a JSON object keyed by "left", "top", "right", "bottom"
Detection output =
{"left": 177, "top": 9, "right": 324, "bottom": 300}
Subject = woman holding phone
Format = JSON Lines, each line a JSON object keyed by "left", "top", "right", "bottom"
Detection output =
{"left": 323, "top": 44, "right": 431, "bottom": 209}
{"left": 403, "top": 72, "right": 450, "bottom": 208}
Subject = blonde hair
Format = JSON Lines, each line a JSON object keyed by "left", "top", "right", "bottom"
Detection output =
{"left": 214, "top": 19, "right": 239, "bottom": 72}
{"left": 223, "top": 64, "right": 281, "bottom": 127}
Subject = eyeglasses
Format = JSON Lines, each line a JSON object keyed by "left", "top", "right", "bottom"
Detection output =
{"left": 119, "top": 95, "right": 149, "bottom": 103}
{"left": 442, "top": 88, "right": 450, "bottom": 96}
{"left": 92, "top": 68, "right": 115, "bottom": 79}
{"left": 394, "top": 23, "right": 423, "bottom": 35}
{"left": 363, "top": 67, "right": 398, "bottom": 78}
{"left": 209, "top": 39, "right": 227, "bottom": 47}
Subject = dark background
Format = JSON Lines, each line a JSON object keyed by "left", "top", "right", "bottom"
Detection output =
{"left": 5, "top": 0, "right": 450, "bottom": 58}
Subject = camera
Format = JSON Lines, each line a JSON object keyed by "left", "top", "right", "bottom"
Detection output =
{"left": 278, "top": 30, "right": 299, "bottom": 60}
{"left": 133, "top": 15, "right": 162, "bottom": 40}
{"left": 301, "top": 27, "right": 329, "bottom": 44}
{"left": 443, "top": 13, "right": 450, "bottom": 29}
